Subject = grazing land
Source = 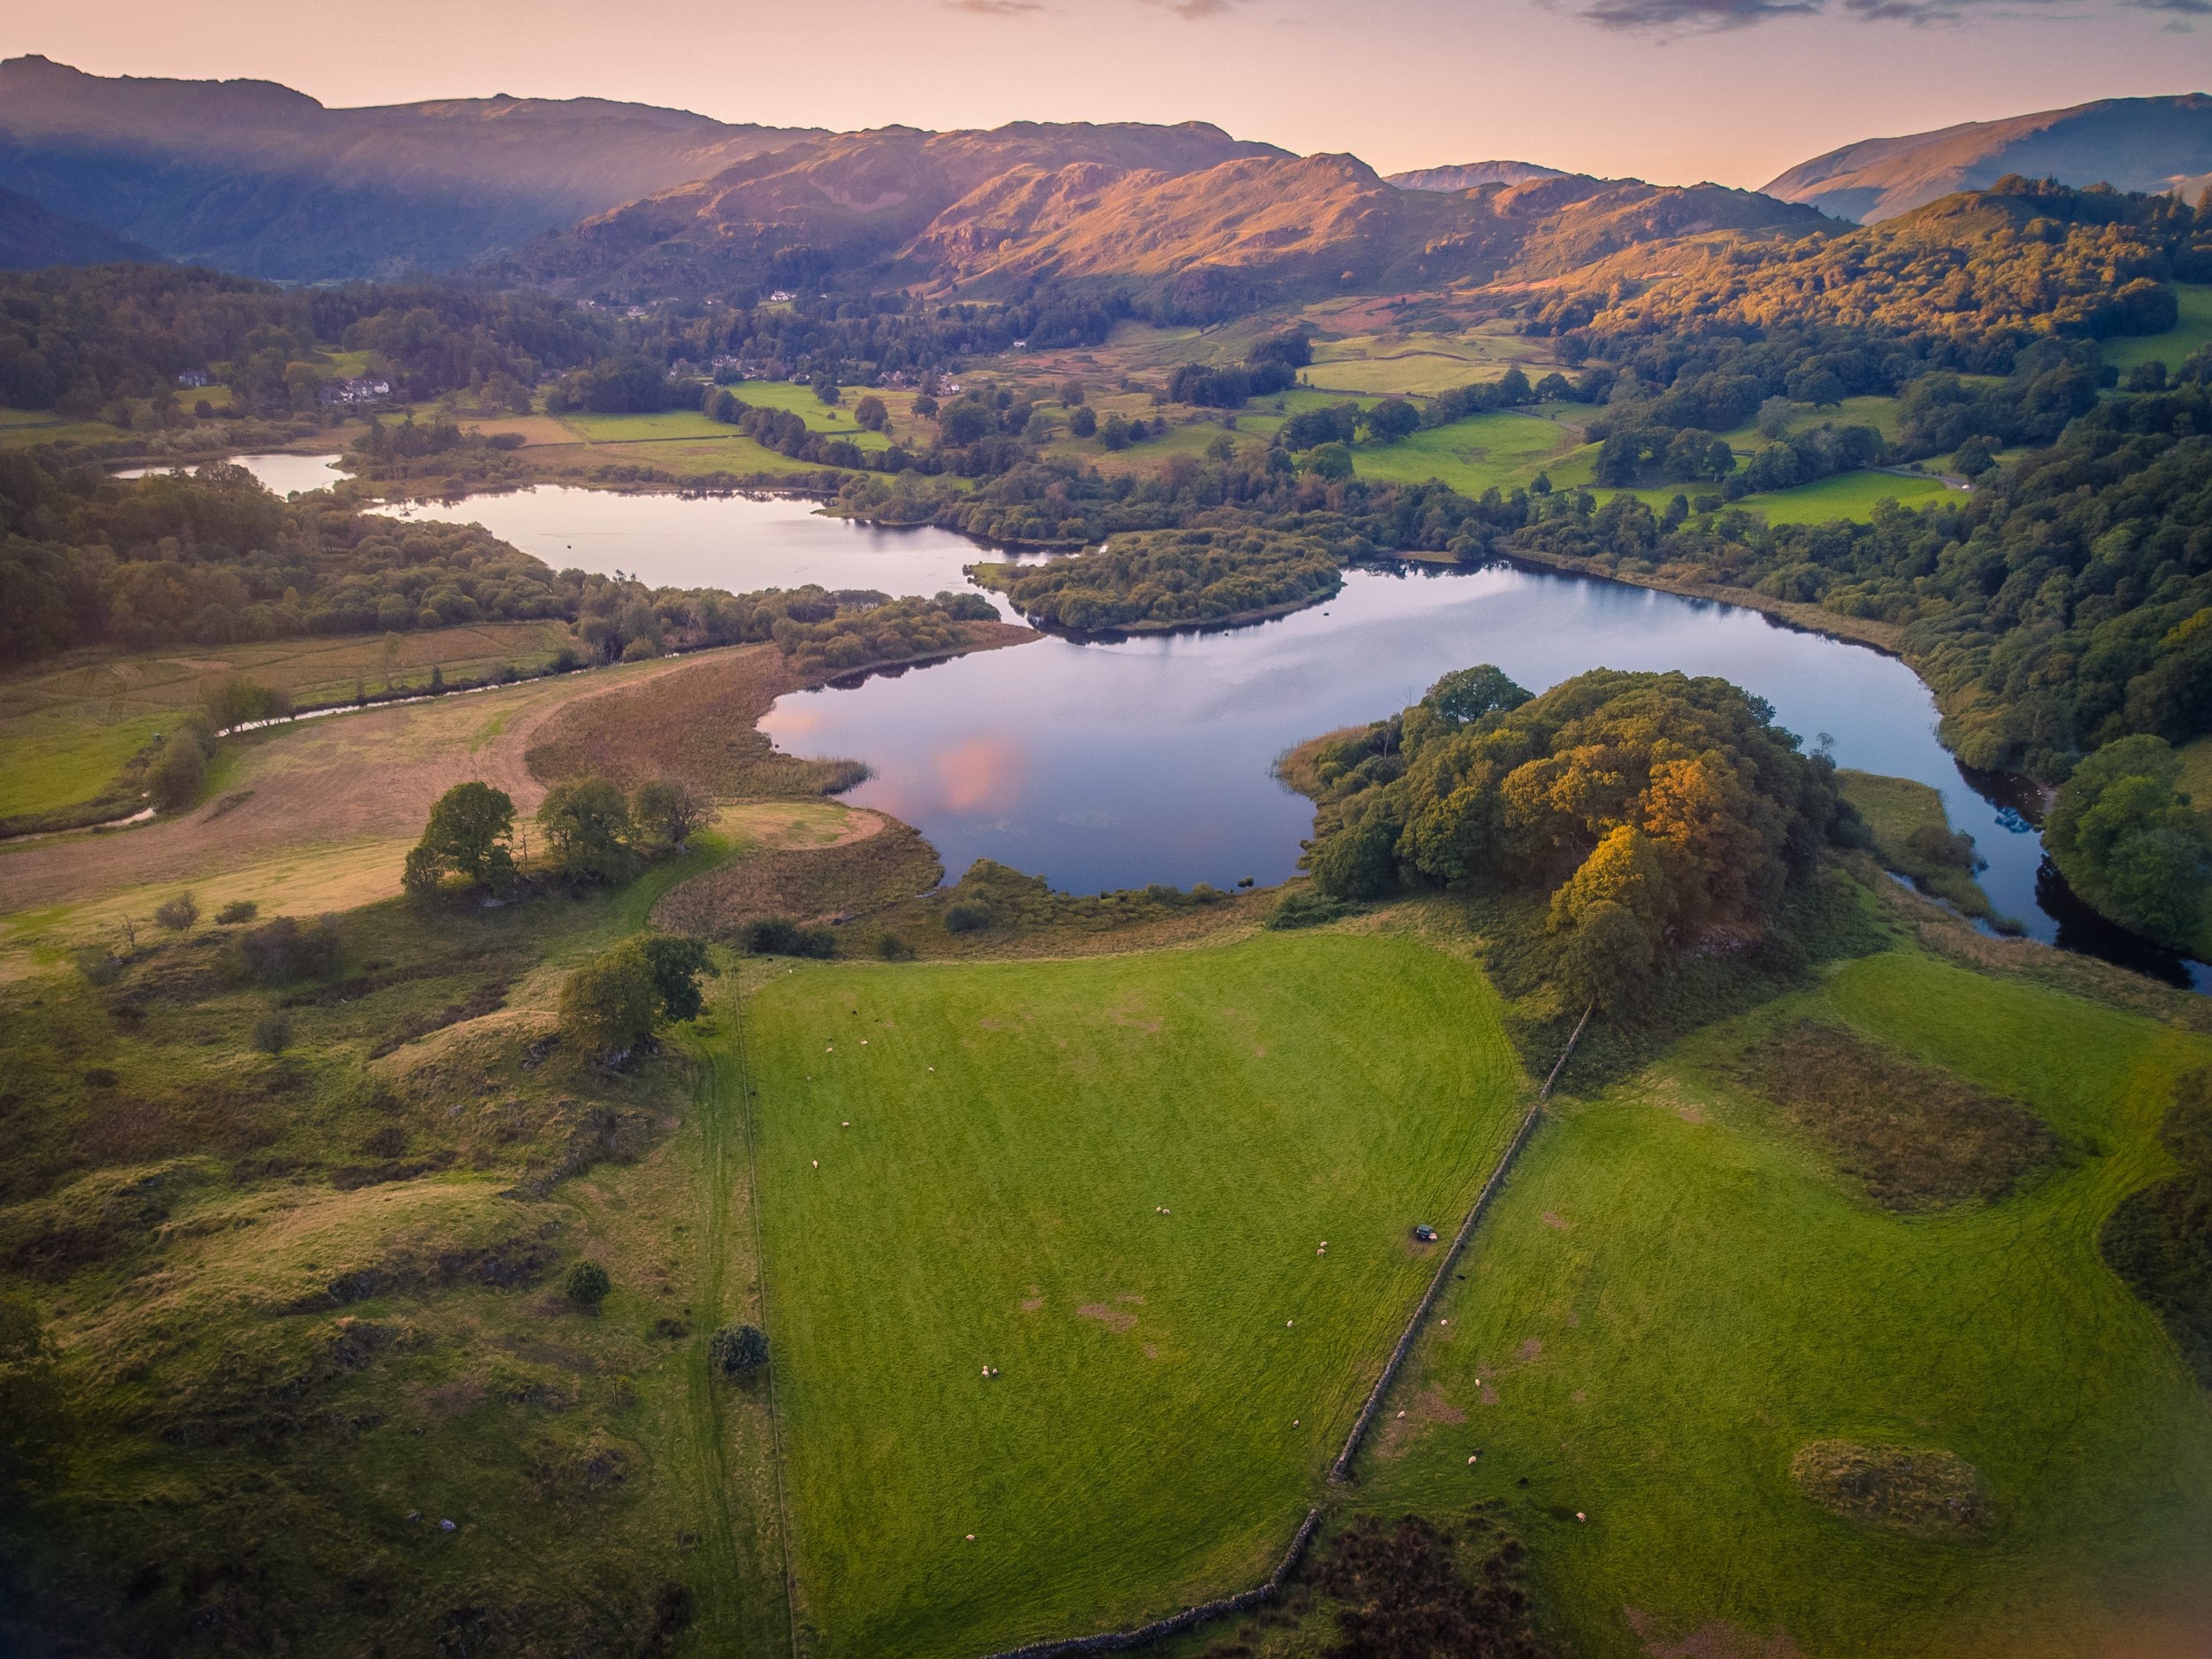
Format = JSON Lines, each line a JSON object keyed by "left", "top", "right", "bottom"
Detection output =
{"left": 2101, "top": 282, "right": 2212, "bottom": 377}
{"left": 741, "top": 930, "right": 1530, "bottom": 1657}
{"left": 1340, "top": 949, "right": 2212, "bottom": 1659}
{"left": 1348, "top": 411, "right": 1580, "bottom": 495}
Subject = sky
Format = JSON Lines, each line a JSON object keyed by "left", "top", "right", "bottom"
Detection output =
{"left": 8, "top": 0, "right": 2212, "bottom": 188}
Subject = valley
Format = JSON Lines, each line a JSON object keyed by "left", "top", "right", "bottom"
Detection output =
{"left": 5, "top": 39, "right": 2212, "bottom": 1659}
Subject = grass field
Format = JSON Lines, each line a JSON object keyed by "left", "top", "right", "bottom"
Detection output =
{"left": 0, "top": 621, "right": 571, "bottom": 824}
{"left": 1839, "top": 769, "right": 2008, "bottom": 925}
{"left": 1307, "top": 334, "right": 1529, "bottom": 397}
{"left": 1351, "top": 949, "right": 2212, "bottom": 1658}
{"left": 741, "top": 930, "right": 1531, "bottom": 1656}
{"left": 2102, "top": 283, "right": 2212, "bottom": 377}
{"left": 1349, "top": 411, "right": 1580, "bottom": 495}
{"left": 1742, "top": 469, "right": 1956, "bottom": 523}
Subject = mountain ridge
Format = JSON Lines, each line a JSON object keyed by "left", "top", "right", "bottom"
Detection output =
{"left": 1764, "top": 93, "right": 2212, "bottom": 222}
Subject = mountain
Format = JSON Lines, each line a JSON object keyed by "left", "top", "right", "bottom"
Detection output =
{"left": 1763, "top": 94, "right": 2212, "bottom": 223}
{"left": 0, "top": 184, "right": 160, "bottom": 270}
{"left": 510, "top": 132, "right": 1824, "bottom": 310}
{"left": 1386, "top": 160, "right": 1568, "bottom": 192}
{"left": 0, "top": 55, "right": 823, "bottom": 280}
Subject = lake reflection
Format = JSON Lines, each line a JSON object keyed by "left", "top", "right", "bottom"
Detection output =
{"left": 765, "top": 560, "right": 2065, "bottom": 939}
{"left": 371, "top": 484, "right": 1030, "bottom": 603}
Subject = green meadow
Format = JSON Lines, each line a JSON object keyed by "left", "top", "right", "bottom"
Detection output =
{"left": 1353, "top": 949, "right": 2212, "bottom": 1658}
{"left": 740, "top": 931, "right": 1531, "bottom": 1657}
{"left": 1348, "top": 411, "right": 1579, "bottom": 495}
{"left": 2101, "top": 282, "right": 2212, "bottom": 377}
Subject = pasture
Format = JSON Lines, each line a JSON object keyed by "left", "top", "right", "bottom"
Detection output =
{"left": 2101, "top": 283, "right": 2212, "bottom": 377}
{"left": 1742, "top": 468, "right": 1955, "bottom": 523}
{"left": 741, "top": 930, "right": 1531, "bottom": 1656}
{"left": 1348, "top": 411, "right": 1579, "bottom": 495}
{"left": 1351, "top": 949, "right": 2212, "bottom": 1657}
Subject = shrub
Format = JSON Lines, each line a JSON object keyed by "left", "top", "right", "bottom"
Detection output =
{"left": 876, "top": 932, "right": 916, "bottom": 961}
{"left": 709, "top": 1323, "right": 770, "bottom": 1378}
{"left": 942, "top": 902, "right": 991, "bottom": 934}
{"left": 226, "top": 915, "right": 343, "bottom": 985}
{"left": 1264, "top": 889, "right": 1349, "bottom": 930}
{"left": 152, "top": 892, "right": 199, "bottom": 932}
{"left": 742, "top": 917, "right": 837, "bottom": 957}
{"left": 250, "top": 1009, "right": 293, "bottom": 1056}
{"left": 146, "top": 731, "right": 207, "bottom": 812}
{"left": 73, "top": 949, "right": 123, "bottom": 987}
{"left": 214, "top": 899, "right": 257, "bottom": 925}
{"left": 565, "top": 1260, "right": 611, "bottom": 1310}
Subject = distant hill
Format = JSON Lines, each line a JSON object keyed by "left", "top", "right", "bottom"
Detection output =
{"left": 1763, "top": 94, "right": 2212, "bottom": 223}
{"left": 511, "top": 131, "right": 1824, "bottom": 310}
{"left": 0, "top": 183, "right": 159, "bottom": 270}
{"left": 1386, "top": 160, "right": 1568, "bottom": 192}
{"left": 0, "top": 55, "right": 823, "bottom": 279}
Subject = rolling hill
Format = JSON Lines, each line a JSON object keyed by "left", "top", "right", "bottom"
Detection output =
{"left": 509, "top": 133, "right": 1825, "bottom": 310}
{"left": 1765, "top": 93, "right": 2212, "bottom": 223}
{"left": 0, "top": 54, "right": 823, "bottom": 280}
{"left": 0, "top": 184, "right": 159, "bottom": 270}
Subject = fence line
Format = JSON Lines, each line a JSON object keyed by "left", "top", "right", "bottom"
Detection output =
{"left": 1327, "top": 1000, "right": 1594, "bottom": 1485}
{"left": 979, "top": 1508, "right": 1324, "bottom": 1659}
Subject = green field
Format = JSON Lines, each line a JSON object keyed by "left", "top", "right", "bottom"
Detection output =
{"left": 1355, "top": 949, "right": 2212, "bottom": 1657}
{"left": 1349, "top": 411, "right": 1580, "bottom": 495}
{"left": 1740, "top": 468, "right": 1955, "bottom": 523}
{"left": 742, "top": 931, "right": 1530, "bottom": 1656}
{"left": 2102, "top": 283, "right": 2212, "bottom": 377}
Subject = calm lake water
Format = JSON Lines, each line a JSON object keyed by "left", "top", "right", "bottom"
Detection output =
{"left": 119, "top": 452, "right": 350, "bottom": 495}
{"left": 319, "top": 479, "right": 2207, "bottom": 987}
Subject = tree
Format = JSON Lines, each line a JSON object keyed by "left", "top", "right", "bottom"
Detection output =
{"left": 1068, "top": 404, "right": 1098, "bottom": 439}
{"left": 632, "top": 779, "right": 708, "bottom": 850}
{"left": 1953, "top": 434, "right": 1998, "bottom": 478}
{"left": 1364, "top": 397, "right": 1420, "bottom": 444}
{"left": 0, "top": 1294, "right": 66, "bottom": 1502}
{"left": 147, "top": 730, "right": 207, "bottom": 811}
{"left": 1422, "top": 665, "right": 1532, "bottom": 729}
{"left": 2044, "top": 735, "right": 2210, "bottom": 948}
{"left": 1307, "top": 810, "right": 1398, "bottom": 901}
{"left": 852, "top": 395, "right": 888, "bottom": 431}
{"left": 710, "top": 1323, "right": 770, "bottom": 1378}
{"left": 565, "top": 1260, "right": 611, "bottom": 1310}
{"left": 538, "top": 777, "right": 636, "bottom": 884}
{"left": 403, "top": 780, "right": 517, "bottom": 894}
{"left": 153, "top": 891, "right": 200, "bottom": 932}
{"left": 559, "top": 942, "right": 657, "bottom": 1059}
{"left": 558, "top": 934, "right": 716, "bottom": 1059}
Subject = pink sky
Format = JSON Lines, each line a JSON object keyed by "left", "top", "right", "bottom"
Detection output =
{"left": 14, "top": 0, "right": 2212, "bottom": 187}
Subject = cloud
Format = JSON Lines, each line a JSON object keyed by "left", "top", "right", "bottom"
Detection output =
{"left": 1571, "top": 0, "right": 2094, "bottom": 27}
{"left": 1140, "top": 0, "right": 1241, "bottom": 15}
{"left": 943, "top": 0, "right": 1046, "bottom": 12}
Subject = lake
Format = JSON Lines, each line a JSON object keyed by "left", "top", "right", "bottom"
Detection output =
{"left": 319, "top": 478, "right": 2209, "bottom": 987}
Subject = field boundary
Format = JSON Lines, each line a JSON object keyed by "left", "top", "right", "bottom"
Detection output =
{"left": 979, "top": 1506, "right": 1324, "bottom": 1659}
{"left": 1327, "top": 999, "right": 1594, "bottom": 1484}
{"left": 728, "top": 985, "right": 805, "bottom": 1659}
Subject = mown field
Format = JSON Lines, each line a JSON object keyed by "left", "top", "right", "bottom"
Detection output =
{"left": 1341, "top": 949, "right": 2212, "bottom": 1658}
{"left": 741, "top": 930, "right": 1531, "bottom": 1657}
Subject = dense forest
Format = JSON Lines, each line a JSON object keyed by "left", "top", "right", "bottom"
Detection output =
{"left": 974, "top": 526, "right": 1341, "bottom": 632}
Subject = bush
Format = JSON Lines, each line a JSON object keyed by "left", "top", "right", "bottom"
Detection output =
{"left": 743, "top": 917, "right": 837, "bottom": 957}
{"left": 876, "top": 932, "right": 917, "bottom": 961}
{"left": 942, "top": 902, "right": 992, "bottom": 934}
{"left": 214, "top": 899, "right": 258, "bottom": 925}
{"left": 250, "top": 1009, "right": 293, "bottom": 1056}
{"left": 73, "top": 949, "right": 123, "bottom": 987}
{"left": 709, "top": 1323, "right": 770, "bottom": 1378}
{"left": 226, "top": 915, "right": 343, "bottom": 984}
{"left": 153, "top": 892, "right": 199, "bottom": 932}
{"left": 565, "top": 1260, "right": 611, "bottom": 1310}
{"left": 146, "top": 731, "right": 207, "bottom": 812}
{"left": 1264, "top": 889, "right": 1349, "bottom": 930}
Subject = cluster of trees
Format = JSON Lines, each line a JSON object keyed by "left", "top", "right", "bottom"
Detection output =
{"left": 404, "top": 775, "right": 710, "bottom": 899}
{"left": 768, "top": 589, "right": 997, "bottom": 677}
{"left": 2042, "top": 736, "right": 2208, "bottom": 950}
{"left": 0, "top": 454, "right": 574, "bottom": 663}
{"left": 977, "top": 527, "right": 1341, "bottom": 633}
{"left": 1538, "top": 179, "right": 2204, "bottom": 356}
{"left": 1298, "top": 666, "right": 1843, "bottom": 1010}
{"left": 1514, "top": 365, "right": 2212, "bottom": 780}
